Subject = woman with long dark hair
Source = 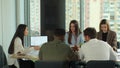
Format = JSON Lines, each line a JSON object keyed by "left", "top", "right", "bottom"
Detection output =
{"left": 65, "top": 20, "right": 84, "bottom": 51}
{"left": 8, "top": 24, "right": 39, "bottom": 68}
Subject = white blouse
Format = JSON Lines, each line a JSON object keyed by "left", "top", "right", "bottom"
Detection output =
{"left": 8, "top": 37, "right": 34, "bottom": 68}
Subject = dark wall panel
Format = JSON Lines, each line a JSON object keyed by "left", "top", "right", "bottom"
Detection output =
{"left": 41, "top": 0, "right": 65, "bottom": 41}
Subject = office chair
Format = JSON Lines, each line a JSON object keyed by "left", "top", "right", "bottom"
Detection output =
{"left": 35, "top": 60, "right": 69, "bottom": 68}
{"left": 0, "top": 45, "right": 9, "bottom": 68}
{"left": 86, "top": 60, "right": 117, "bottom": 68}
{"left": 117, "top": 42, "right": 120, "bottom": 49}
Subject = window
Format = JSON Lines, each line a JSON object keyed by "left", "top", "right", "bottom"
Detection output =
{"left": 84, "top": 0, "right": 120, "bottom": 41}
{"left": 24, "top": 0, "right": 40, "bottom": 46}
{"left": 30, "top": 0, "right": 40, "bottom": 36}
{"left": 65, "top": 0, "right": 80, "bottom": 31}
{"left": 110, "top": 15, "right": 115, "bottom": 20}
{"left": 26, "top": 0, "right": 120, "bottom": 45}
{"left": 103, "top": 16, "right": 108, "bottom": 18}
{"left": 118, "top": 16, "right": 120, "bottom": 18}
{"left": 26, "top": 0, "right": 82, "bottom": 45}
{"left": 110, "top": 24, "right": 114, "bottom": 26}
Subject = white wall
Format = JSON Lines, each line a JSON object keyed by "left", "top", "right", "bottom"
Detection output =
{"left": 0, "top": 0, "right": 2, "bottom": 45}
{"left": 16, "top": 0, "right": 24, "bottom": 26}
{"left": 0, "top": 0, "right": 16, "bottom": 55}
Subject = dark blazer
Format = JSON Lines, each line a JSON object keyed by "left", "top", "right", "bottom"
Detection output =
{"left": 0, "top": 45, "right": 8, "bottom": 68}
{"left": 97, "top": 30, "right": 117, "bottom": 48}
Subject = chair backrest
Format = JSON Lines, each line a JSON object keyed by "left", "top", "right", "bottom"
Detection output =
{"left": 86, "top": 60, "right": 116, "bottom": 68}
{"left": 117, "top": 42, "right": 120, "bottom": 49}
{"left": 0, "top": 45, "right": 9, "bottom": 68}
{"left": 35, "top": 61, "right": 69, "bottom": 68}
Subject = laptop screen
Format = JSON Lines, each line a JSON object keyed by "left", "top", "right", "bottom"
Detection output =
{"left": 31, "top": 36, "right": 48, "bottom": 47}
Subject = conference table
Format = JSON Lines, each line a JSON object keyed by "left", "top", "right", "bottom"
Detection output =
{"left": 11, "top": 50, "right": 39, "bottom": 62}
{"left": 11, "top": 49, "right": 120, "bottom": 68}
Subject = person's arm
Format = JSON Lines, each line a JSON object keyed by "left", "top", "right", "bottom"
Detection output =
{"left": 109, "top": 45, "right": 118, "bottom": 61}
{"left": 64, "top": 32, "right": 69, "bottom": 45}
{"left": 39, "top": 45, "right": 44, "bottom": 60}
{"left": 67, "top": 46, "right": 79, "bottom": 61}
{"left": 79, "top": 48, "right": 84, "bottom": 61}
{"left": 14, "top": 37, "right": 24, "bottom": 54}
{"left": 77, "top": 33, "right": 84, "bottom": 47}
{"left": 38, "top": 43, "right": 47, "bottom": 60}
{"left": 14, "top": 37, "right": 34, "bottom": 54}
{"left": 112, "top": 32, "right": 117, "bottom": 51}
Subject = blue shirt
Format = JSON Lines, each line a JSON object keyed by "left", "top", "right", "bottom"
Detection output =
{"left": 64, "top": 32, "right": 84, "bottom": 47}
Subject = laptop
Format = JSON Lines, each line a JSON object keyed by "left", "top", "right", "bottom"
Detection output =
{"left": 31, "top": 36, "right": 48, "bottom": 47}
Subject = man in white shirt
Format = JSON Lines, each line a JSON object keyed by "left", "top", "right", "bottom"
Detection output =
{"left": 79, "top": 27, "right": 117, "bottom": 62}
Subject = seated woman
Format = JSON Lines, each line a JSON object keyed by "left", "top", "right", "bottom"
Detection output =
{"left": 65, "top": 20, "right": 84, "bottom": 51}
{"left": 97, "top": 19, "right": 117, "bottom": 51}
{"left": 8, "top": 24, "right": 39, "bottom": 68}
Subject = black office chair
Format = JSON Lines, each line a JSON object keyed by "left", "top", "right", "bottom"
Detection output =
{"left": 0, "top": 45, "right": 9, "bottom": 68}
{"left": 117, "top": 41, "right": 120, "bottom": 49}
{"left": 72, "top": 61, "right": 86, "bottom": 68}
{"left": 86, "top": 60, "right": 117, "bottom": 68}
{"left": 35, "top": 60, "right": 69, "bottom": 68}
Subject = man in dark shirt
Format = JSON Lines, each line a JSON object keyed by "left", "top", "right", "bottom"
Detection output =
{"left": 39, "top": 28, "right": 78, "bottom": 61}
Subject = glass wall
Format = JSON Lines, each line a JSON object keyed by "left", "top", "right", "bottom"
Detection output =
{"left": 30, "top": 0, "right": 40, "bottom": 36}
{"left": 27, "top": 0, "right": 120, "bottom": 42}
{"left": 84, "top": 0, "right": 120, "bottom": 41}
{"left": 65, "top": 0, "right": 80, "bottom": 31}
{"left": 29, "top": 0, "right": 81, "bottom": 36}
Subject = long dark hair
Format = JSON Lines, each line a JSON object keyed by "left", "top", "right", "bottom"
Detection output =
{"left": 68, "top": 20, "right": 81, "bottom": 44}
{"left": 8, "top": 24, "right": 27, "bottom": 54}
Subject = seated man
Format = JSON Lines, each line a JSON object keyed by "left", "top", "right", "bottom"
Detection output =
{"left": 79, "top": 27, "right": 117, "bottom": 62}
{"left": 39, "top": 28, "right": 78, "bottom": 61}
{"left": 0, "top": 45, "right": 8, "bottom": 68}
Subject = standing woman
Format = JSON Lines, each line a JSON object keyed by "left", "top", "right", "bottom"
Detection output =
{"left": 8, "top": 24, "right": 39, "bottom": 68}
{"left": 97, "top": 19, "right": 117, "bottom": 51}
{"left": 65, "top": 20, "right": 84, "bottom": 51}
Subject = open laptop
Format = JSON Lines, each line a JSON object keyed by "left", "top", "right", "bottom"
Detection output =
{"left": 27, "top": 36, "right": 48, "bottom": 57}
{"left": 31, "top": 36, "right": 48, "bottom": 47}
